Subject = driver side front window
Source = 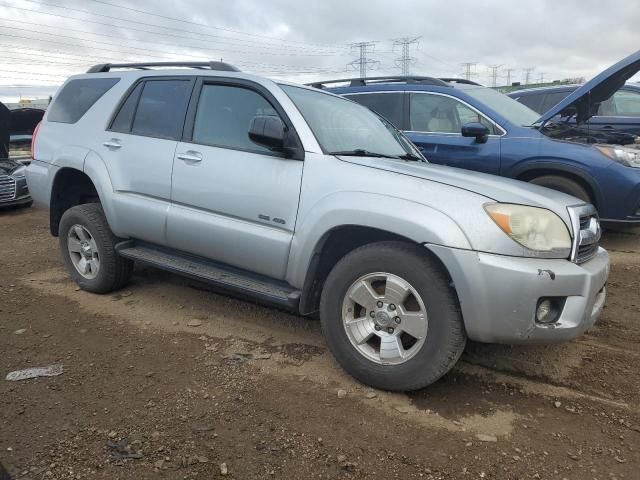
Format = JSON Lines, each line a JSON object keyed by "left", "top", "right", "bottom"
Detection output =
{"left": 409, "top": 93, "right": 496, "bottom": 134}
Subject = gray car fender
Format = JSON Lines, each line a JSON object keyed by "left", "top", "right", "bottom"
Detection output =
{"left": 286, "top": 191, "right": 472, "bottom": 287}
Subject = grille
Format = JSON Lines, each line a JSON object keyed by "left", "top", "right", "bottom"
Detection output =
{"left": 0, "top": 175, "right": 16, "bottom": 202}
{"left": 574, "top": 208, "right": 600, "bottom": 264}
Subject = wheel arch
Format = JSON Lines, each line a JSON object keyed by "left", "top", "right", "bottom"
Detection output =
{"left": 49, "top": 167, "right": 101, "bottom": 236}
{"left": 512, "top": 163, "right": 601, "bottom": 208}
{"left": 297, "top": 225, "right": 459, "bottom": 316}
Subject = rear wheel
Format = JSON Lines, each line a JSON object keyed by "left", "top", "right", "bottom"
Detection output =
{"left": 528, "top": 175, "right": 591, "bottom": 204}
{"left": 59, "top": 203, "right": 133, "bottom": 293}
{"left": 320, "top": 241, "right": 466, "bottom": 391}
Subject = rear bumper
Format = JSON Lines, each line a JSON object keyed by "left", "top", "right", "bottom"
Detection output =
{"left": 427, "top": 244, "right": 609, "bottom": 344}
{"left": 25, "top": 159, "right": 56, "bottom": 208}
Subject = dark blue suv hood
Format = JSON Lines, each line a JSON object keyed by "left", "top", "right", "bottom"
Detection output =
{"left": 537, "top": 49, "right": 640, "bottom": 126}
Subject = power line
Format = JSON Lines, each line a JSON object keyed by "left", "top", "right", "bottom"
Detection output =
{"left": 460, "top": 62, "right": 477, "bottom": 81}
{"left": 537, "top": 72, "right": 546, "bottom": 83}
{"left": 347, "top": 41, "right": 378, "bottom": 78}
{"left": 0, "top": 3, "right": 346, "bottom": 57}
{"left": 81, "top": 0, "right": 348, "bottom": 49}
{"left": 392, "top": 36, "right": 420, "bottom": 75}
{"left": 487, "top": 64, "right": 503, "bottom": 87}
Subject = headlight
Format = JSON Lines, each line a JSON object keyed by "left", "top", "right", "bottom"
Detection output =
{"left": 595, "top": 144, "right": 640, "bottom": 168}
{"left": 484, "top": 203, "right": 571, "bottom": 255}
{"left": 10, "top": 166, "right": 26, "bottom": 179}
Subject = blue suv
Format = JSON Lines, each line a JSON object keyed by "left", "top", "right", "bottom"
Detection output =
{"left": 315, "top": 50, "right": 640, "bottom": 226}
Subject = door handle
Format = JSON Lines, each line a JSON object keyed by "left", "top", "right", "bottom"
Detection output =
{"left": 103, "top": 139, "right": 121, "bottom": 149}
{"left": 177, "top": 151, "right": 202, "bottom": 163}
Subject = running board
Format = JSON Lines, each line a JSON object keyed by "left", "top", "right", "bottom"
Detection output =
{"left": 115, "top": 241, "right": 301, "bottom": 310}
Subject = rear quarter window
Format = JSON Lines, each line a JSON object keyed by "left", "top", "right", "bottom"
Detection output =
{"left": 47, "top": 78, "right": 119, "bottom": 124}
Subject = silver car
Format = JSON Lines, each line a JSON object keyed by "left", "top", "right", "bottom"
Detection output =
{"left": 26, "top": 61, "right": 608, "bottom": 391}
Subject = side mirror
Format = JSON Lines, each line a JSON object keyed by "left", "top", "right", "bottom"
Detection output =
{"left": 461, "top": 122, "right": 490, "bottom": 144}
{"left": 248, "top": 115, "right": 286, "bottom": 150}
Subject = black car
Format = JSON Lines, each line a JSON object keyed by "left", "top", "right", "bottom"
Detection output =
{"left": 0, "top": 103, "right": 43, "bottom": 209}
{"left": 0, "top": 159, "right": 30, "bottom": 208}
{"left": 508, "top": 83, "right": 640, "bottom": 137}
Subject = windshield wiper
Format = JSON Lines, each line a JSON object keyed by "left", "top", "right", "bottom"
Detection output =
{"left": 329, "top": 149, "right": 392, "bottom": 158}
{"left": 395, "top": 153, "right": 423, "bottom": 161}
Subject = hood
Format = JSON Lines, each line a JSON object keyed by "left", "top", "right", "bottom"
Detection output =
{"left": 338, "top": 157, "right": 581, "bottom": 224}
{"left": 0, "top": 159, "right": 23, "bottom": 176}
{"left": 537, "top": 49, "right": 640, "bottom": 126}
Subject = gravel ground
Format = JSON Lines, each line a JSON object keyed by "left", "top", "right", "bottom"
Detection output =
{"left": 1, "top": 207, "right": 639, "bottom": 479}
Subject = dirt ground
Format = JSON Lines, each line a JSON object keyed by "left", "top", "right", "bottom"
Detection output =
{"left": 1, "top": 207, "right": 639, "bottom": 480}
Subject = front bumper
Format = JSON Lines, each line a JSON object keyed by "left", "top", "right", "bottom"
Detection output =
{"left": 427, "top": 244, "right": 609, "bottom": 344}
{"left": 0, "top": 176, "right": 31, "bottom": 208}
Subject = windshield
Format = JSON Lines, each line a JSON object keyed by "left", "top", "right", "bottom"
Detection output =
{"left": 280, "top": 84, "right": 421, "bottom": 158}
{"left": 464, "top": 87, "right": 540, "bottom": 127}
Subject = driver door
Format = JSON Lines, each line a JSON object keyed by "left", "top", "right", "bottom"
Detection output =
{"left": 166, "top": 79, "right": 303, "bottom": 279}
{"left": 404, "top": 92, "right": 501, "bottom": 174}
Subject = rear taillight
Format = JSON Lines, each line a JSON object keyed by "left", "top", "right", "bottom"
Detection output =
{"left": 30, "top": 121, "right": 41, "bottom": 160}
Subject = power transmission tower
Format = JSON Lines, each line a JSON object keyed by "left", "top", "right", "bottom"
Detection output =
{"left": 537, "top": 72, "right": 546, "bottom": 84}
{"left": 393, "top": 36, "right": 421, "bottom": 75}
{"left": 460, "top": 62, "right": 477, "bottom": 81}
{"left": 487, "top": 64, "right": 503, "bottom": 87}
{"left": 523, "top": 67, "right": 535, "bottom": 85}
{"left": 503, "top": 68, "right": 515, "bottom": 86}
{"left": 348, "top": 41, "right": 379, "bottom": 78}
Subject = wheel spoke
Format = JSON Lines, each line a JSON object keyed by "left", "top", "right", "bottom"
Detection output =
{"left": 73, "top": 225, "right": 89, "bottom": 242}
{"left": 77, "top": 257, "right": 89, "bottom": 274}
{"left": 88, "top": 259, "right": 99, "bottom": 274}
{"left": 345, "top": 317, "right": 376, "bottom": 345}
{"left": 383, "top": 276, "right": 410, "bottom": 306}
{"left": 349, "top": 280, "right": 380, "bottom": 310}
{"left": 379, "top": 334, "right": 405, "bottom": 363}
{"left": 67, "top": 237, "right": 82, "bottom": 253}
{"left": 398, "top": 308, "right": 427, "bottom": 339}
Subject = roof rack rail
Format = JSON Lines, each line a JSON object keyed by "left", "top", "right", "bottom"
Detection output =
{"left": 306, "top": 76, "right": 450, "bottom": 89}
{"left": 87, "top": 61, "right": 240, "bottom": 73}
{"left": 439, "top": 78, "right": 482, "bottom": 86}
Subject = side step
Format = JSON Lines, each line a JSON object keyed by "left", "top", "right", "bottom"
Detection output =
{"left": 115, "top": 241, "right": 301, "bottom": 310}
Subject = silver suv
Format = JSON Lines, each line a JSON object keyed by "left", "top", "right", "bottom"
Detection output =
{"left": 26, "top": 61, "right": 609, "bottom": 391}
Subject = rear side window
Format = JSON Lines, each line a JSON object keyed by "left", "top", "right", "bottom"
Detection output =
{"left": 48, "top": 78, "right": 119, "bottom": 124}
{"left": 515, "top": 93, "right": 544, "bottom": 113}
{"left": 540, "top": 91, "right": 570, "bottom": 113}
{"left": 110, "top": 83, "right": 143, "bottom": 133}
{"left": 130, "top": 80, "right": 192, "bottom": 139}
{"left": 345, "top": 93, "right": 404, "bottom": 128}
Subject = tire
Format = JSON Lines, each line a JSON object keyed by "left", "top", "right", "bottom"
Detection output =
{"left": 529, "top": 175, "right": 591, "bottom": 203}
{"left": 319, "top": 241, "right": 466, "bottom": 391}
{"left": 59, "top": 203, "right": 133, "bottom": 293}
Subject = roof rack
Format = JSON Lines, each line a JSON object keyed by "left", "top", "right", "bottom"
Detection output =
{"left": 439, "top": 78, "right": 482, "bottom": 86}
{"left": 87, "top": 61, "right": 240, "bottom": 73}
{"left": 306, "top": 76, "right": 450, "bottom": 89}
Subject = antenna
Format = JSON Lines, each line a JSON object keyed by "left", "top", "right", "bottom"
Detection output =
{"left": 522, "top": 67, "right": 535, "bottom": 85}
{"left": 487, "top": 64, "right": 503, "bottom": 87}
{"left": 460, "top": 62, "right": 477, "bottom": 81}
{"left": 392, "top": 36, "right": 421, "bottom": 75}
{"left": 347, "top": 41, "right": 379, "bottom": 78}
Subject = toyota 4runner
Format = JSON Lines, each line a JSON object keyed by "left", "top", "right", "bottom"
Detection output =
{"left": 26, "top": 61, "right": 609, "bottom": 391}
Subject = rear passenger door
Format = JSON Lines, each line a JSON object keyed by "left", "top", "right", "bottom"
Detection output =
{"left": 405, "top": 92, "right": 502, "bottom": 174}
{"left": 101, "top": 77, "right": 194, "bottom": 245}
{"left": 166, "top": 78, "right": 304, "bottom": 280}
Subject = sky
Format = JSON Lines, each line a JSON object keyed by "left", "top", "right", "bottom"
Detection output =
{"left": 0, "top": 0, "right": 638, "bottom": 102}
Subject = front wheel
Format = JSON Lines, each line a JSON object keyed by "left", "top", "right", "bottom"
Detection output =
{"left": 320, "top": 241, "right": 466, "bottom": 391}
